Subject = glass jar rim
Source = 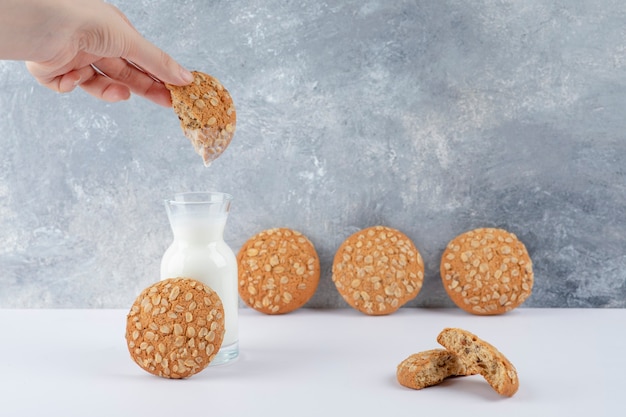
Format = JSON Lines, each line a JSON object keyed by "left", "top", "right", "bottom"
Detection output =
{"left": 166, "top": 191, "right": 233, "bottom": 205}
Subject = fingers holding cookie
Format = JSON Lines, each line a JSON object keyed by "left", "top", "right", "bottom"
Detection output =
{"left": 332, "top": 226, "right": 424, "bottom": 315}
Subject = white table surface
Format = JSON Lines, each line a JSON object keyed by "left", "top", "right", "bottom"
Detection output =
{"left": 1, "top": 308, "right": 624, "bottom": 417}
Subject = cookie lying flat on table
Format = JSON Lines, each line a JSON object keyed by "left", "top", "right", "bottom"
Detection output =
{"left": 396, "top": 349, "right": 476, "bottom": 390}
{"left": 440, "top": 227, "right": 533, "bottom": 315}
{"left": 332, "top": 226, "right": 424, "bottom": 315}
{"left": 237, "top": 228, "right": 320, "bottom": 314}
{"left": 125, "top": 277, "right": 225, "bottom": 379}
{"left": 437, "top": 327, "right": 519, "bottom": 397}
{"left": 166, "top": 71, "right": 236, "bottom": 166}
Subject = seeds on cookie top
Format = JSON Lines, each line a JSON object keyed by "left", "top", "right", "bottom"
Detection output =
{"left": 440, "top": 227, "right": 533, "bottom": 315}
{"left": 125, "top": 277, "right": 225, "bottom": 379}
{"left": 237, "top": 228, "right": 320, "bottom": 314}
{"left": 332, "top": 226, "right": 424, "bottom": 315}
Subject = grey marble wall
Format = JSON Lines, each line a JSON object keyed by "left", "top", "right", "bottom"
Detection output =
{"left": 0, "top": 0, "right": 625, "bottom": 309}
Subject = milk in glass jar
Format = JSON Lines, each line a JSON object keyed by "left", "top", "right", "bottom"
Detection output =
{"left": 160, "top": 192, "right": 238, "bottom": 365}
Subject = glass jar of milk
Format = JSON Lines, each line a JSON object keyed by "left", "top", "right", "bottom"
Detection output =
{"left": 160, "top": 192, "right": 238, "bottom": 365}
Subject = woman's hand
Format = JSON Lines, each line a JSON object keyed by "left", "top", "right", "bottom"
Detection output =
{"left": 0, "top": 0, "right": 193, "bottom": 106}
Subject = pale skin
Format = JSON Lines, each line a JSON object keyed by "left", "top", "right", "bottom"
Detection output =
{"left": 0, "top": 0, "right": 193, "bottom": 106}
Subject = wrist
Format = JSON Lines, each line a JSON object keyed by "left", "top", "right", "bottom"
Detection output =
{"left": 0, "top": 0, "right": 86, "bottom": 61}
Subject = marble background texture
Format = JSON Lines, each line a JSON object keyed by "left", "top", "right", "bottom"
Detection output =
{"left": 0, "top": 0, "right": 625, "bottom": 309}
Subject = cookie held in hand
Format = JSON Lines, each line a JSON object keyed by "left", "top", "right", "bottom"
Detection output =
{"left": 125, "top": 277, "right": 225, "bottom": 379}
{"left": 166, "top": 71, "right": 236, "bottom": 166}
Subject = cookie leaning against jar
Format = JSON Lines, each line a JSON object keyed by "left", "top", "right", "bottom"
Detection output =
{"left": 165, "top": 71, "right": 236, "bottom": 166}
{"left": 125, "top": 277, "right": 225, "bottom": 379}
{"left": 440, "top": 227, "right": 533, "bottom": 315}
{"left": 237, "top": 228, "right": 320, "bottom": 314}
{"left": 332, "top": 226, "right": 424, "bottom": 315}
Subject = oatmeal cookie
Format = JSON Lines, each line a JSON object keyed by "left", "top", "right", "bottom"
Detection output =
{"left": 125, "top": 277, "right": 225, "bottom": 379}
{"left": 440, "top": 227, "right": 533, "bottom": 315}
{"left": 332, "top": 226, "right": 424, "bottom": 315}
{"left": 166, "top": 71, "right": 236, "bottom": 166}
{"left": 396, "top": 349, "right": 476, "bottom": 390}
{"left": 437, "top": 327, "right": 519, "bottom": 397}
{"left": 237, "top": 228, "right": 320, "bottom": 314}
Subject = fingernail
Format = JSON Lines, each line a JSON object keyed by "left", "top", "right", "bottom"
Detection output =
{"left": 180, "top": 68, "right": 194, "bottom": 84}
